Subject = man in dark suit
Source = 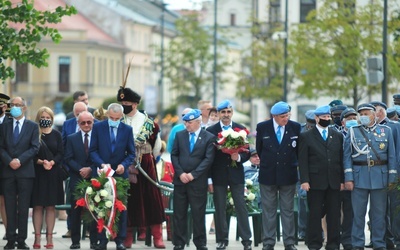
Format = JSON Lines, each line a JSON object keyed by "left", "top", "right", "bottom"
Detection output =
{"left": 256, "top": 101, "right": 300, "bottom": 250}
{"left": 206, "top": 100, "right": 252, "bottom": 250}
{"left": 64, "top": 111, "right": 97, "bottom": 249}
{"left": 90, "top": 103, "right": 135, "bottom": 250}
{"left": 65, "top": 91, "right": 96, "bottom": 120}
{"left": 299, "top": 105, "right": 344, "bottom": 250}
{"left": 0, "top": 96, "right": 40, "bottom": 249}
{"left": 171, "top": 109, "right": 216, "bottom": 250}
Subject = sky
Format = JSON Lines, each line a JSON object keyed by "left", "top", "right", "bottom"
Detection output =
{"left": 164, "top": 0, "right": 203, "bottom": 10}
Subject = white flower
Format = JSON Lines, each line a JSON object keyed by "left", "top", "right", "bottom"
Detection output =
{"left": 231, "top": 131, "right": 240, "bottom": 139}
{"left": 86, "top": 187, "right": 93, "bottom": 195}
{"left": 100, "top": 189, "right": 108, "bottom": 197}
{"left": 105, "top": 201, "right": 113, "bottom": 208}
{"left": 98, "top": 211, "right": 104, "bottom": 218}
{"left": 104, "top": 181, "right": 111, "bottom": 188}
{"left": 247, "top": 193, "right": 256, "bottom": 201}
{"left": 221, "top": 129, "right": 232, "bottom": 138}
{"left": 229, "top": 197, "right": 234, "bottom": 205}
{"left": 94, "top": 194, "right": 101, "bottom": 203}
{"left": 239, "top": 130, "right": 247, "bottom": 139}
{"left": 89, "top": 204, "right": 94, "bottom": 211}
{"left": 245, "top": 179, "right": 253, "bottom": 186}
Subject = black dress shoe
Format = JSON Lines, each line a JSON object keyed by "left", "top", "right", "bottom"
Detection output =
{"left": 116, "top": 244, "right": 126, "bottom": 250}
{"left": 343, "top": 245, "right": 353, "bottom": 250}
{"left": 173, "top": 246, "right": 184, "bottom": 250}
{"left": 216, "top": 242, "right": 227, "bottom": 250}
{"left": 365, "top": 242, "right": 373, "bottom": 248}
{"left": 70, "top": 243, "right": 81, "bottom": 249}
{"left": 353, "top": 247, "right": 365, "bottom": 250}
{"left": 375, "top": 248, "right": 387, "bottom": 250}
{"left": 244, "top": 245, "right": 252, "bottom": 250}
{"left": 285, "top": 244, "right": 297, "bottom": 250}
{"left": 16, "top": 242, "right": 29, "bottom": 250}
{"left": 3, "top": 241, "right": 15, "bottom": 250}
{"left": 94, "top": 245, "right": 107, "bottom": 250}
{"left": 197, "top": 246, "right": 207, "bottom": 250}
{"left": 262, "top": 244, "right": 274, "bottom": 250}
{"left": 90, "top": 243, "right": 97, "bottom": 249}
{"left": 298, "top": 236, "right": 305, "bottom": 242}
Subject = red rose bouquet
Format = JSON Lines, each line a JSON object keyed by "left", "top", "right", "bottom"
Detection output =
{"left": 74, "top": 166, "right": 130, "bottom": 238}
{"left": 215, "top": 127, "right": 250, "bottom": 167}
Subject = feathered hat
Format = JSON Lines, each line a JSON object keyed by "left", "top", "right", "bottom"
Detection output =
{"left": 117, "top": 59, "right": 141, "bottom": 104}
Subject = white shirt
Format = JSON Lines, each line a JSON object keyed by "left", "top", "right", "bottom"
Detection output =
{"left": 273, "top": 119, "right": 285, "bottom": 141}
{"left": 316, "top": 124, "right": 329, "bottom": 138}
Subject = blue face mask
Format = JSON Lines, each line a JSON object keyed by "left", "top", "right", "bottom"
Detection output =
{"left": 108, "top": 119, "right": 120, "bottom": 128}
{"left": 359, "top": 115, "right": 371, "bottom": 126}
{"left": 345, "top": 120, "right": 358, "bottom": 128}
{"left": 10, "top": 107, "right": 22, "bottom": 118}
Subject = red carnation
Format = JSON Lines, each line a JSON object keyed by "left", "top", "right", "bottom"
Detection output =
{"left": 91, "top": 179, "right": 101, "bottom": 189}
{"left": 115, "top": 199, "right": 126, "bottom": 212}
{"left": 75, "top": 198, "right": 86, "bottom": 208}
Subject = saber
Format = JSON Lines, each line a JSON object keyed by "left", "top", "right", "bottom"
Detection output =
{"left": 136, "top": 162, "right": 174, "bottom": 193}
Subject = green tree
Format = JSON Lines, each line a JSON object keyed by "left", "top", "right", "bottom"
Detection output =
{"left": 289, "top": 0, "right": 399, "bottom": 107}
{"left": 0, "top": 0, "right": 77, "bottom": 81}
{"left": 160, "top": 14, "right": 231, "bottom": 107}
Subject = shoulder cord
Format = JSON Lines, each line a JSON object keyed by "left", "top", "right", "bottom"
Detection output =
{"left": 349, "top": 127, "right": 369, "bottom": 159}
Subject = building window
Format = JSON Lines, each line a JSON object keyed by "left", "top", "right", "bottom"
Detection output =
{"left": 300, "top": 0, "right": 316, "bottom": 23}
{"left": 269, "top": 0, "right": 281, "bottom": 23}
{"left": 15, "top": 63, "right": 28, "bottom": 83}
{"left": 59, "top": 56, "right": 70, "bottom": 92}
{"left": 230, "top": 13, "right": 236, "bottom": 26}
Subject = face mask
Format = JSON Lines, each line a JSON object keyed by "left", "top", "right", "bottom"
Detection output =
{"left": 39, "top": 119, "right": 52, "bottom": 128}
{"left": 318, "top": 118, "right": 331, "bottom": 128}
{"left": 345, "top": 120, "right": 358, "bottom": 128}
{"left": 359, "top": 115, "right": 371, "bottom": 126}
{"left": 108, "top": 119, "right": 120, "bottom": 128}
{"left": 333, "top": 117, "right": 342, "bottom": 126}
{"left": 122, "top": 105, "right": 133, "bottom": 114}
{"left": 10, "top": 107, "right": 22, "bottom": 118}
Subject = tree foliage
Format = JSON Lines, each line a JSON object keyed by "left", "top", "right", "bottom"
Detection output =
{"left": 160, "top": 14, "right": 231, "bottom": 107}
{"left": 0, "top": 0, "right": 77, "bottom": 81}
{"left": 289, "top": 0, "right": 400, "bottom": 107}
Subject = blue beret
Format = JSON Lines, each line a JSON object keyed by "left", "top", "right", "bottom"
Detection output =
{"left": 271, "top": 101, "right": 290, "bottom": 115}
{"left": 330, "top": 105, "right": 347, "bottom": 114}
{"left": 370, "top": 101, "right": 387, "bottom": 110}
{"left": 387, "top": 107, "right": 397, "bottom": 119}
{"left": 340, "top": 108, "right": 357, "bottom": 121}
{"left": 314, "top": 105, "right": 331, "bottom": 116}
{"left": 182, "top": 109, "right": 201, "bottom": 121}
{"left": 329, "top": 100, "right": 343, "bottom": 107}
{"left": 217, "top": 100, "right": 232, "bottom": 111}
{"left": 357, "top": 103, "right": 376, "bottom": 112}
{"left": 305, "top": 110, "right": 315, "bottom": 122}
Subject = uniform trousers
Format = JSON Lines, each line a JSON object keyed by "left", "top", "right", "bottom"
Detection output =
{"left": 260, "top": 184, "right": 296, "bottom": 246}
{"left": 340, "top": 190, "right": 353, "bottom": 247}
{"left": 351, "top": 188, "right": 387, "bottom": 249}
{"left": 213, "top": 184, "right": 252, "bottom": 244}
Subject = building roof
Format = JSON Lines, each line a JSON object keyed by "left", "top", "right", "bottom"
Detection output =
{"left": 9, "top": 0, "right": 123, "bottom": 48}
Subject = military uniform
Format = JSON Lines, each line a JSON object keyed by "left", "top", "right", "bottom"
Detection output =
{"left": 344, "top": 123, "right": 397, "bottom": 249}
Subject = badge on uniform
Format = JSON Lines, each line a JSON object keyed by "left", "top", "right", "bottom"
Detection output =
{"left": 379, "top": 143, "right": 385, "bottom": 150}
{"left": 292, "top": 141, "right": 296, "bottom": 148}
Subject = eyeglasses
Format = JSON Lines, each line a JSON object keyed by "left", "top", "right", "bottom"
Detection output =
{"left": 79, "top": 121, "right": 93, "bottom": 125}
{"left": 220, "top": 110, "right": 232, "bottom": 114}
{"left": 10, "top": 103, "right": 24, "bottom": 108}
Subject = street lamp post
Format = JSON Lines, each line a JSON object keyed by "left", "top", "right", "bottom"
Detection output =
{"left": 212, "top": 0, "right": 218, "bottom": 106}
{"left": 158, "top": 1, "right": 166, "bottom": 119}
{"left": 382, "top": 0, "right": 388, "bottom": 104}
{"left": 283, "top": 0, "right": 288, "bottom": 102}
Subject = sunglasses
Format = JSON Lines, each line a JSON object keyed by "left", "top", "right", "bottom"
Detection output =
{"left": 79, "top": 121, "right": 93, "bottom": 125}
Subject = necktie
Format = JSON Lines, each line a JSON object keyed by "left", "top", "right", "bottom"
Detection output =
{"left": 110, "top": 127, "right": 116, "bottom": 152}
{"left": 84, "top": 133, "right": 89, "bottom": 155}
{"left": 13, "top": 121, "right": 20, "bottom": 144}
{"left": 322, "top": 129, "right": 327, "bottom": 141}
{"left": 223, "top": 125, "right": 231, "bottom": 130}
{"left": 276, "top": 125, "right": 282, "bottom": 144}
{"left": 189, "top": 132, "right": 195, "bottom": 152}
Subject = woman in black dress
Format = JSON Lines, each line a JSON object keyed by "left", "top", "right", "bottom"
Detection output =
{"left": 32, "top": 107, "right": 64, "bottom": 249}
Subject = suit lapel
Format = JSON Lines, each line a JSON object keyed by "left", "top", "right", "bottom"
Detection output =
{"left": 267, "top": 121, "right": 280, "bottom": 147}
{"left": 312, "top": 127, "right": 327, "bottom": 147}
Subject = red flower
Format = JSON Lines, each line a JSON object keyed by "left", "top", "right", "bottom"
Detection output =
{"left": 97, "top": 218, "right": 104, "bottom": 233}
{"left": 115, "top": 199, "right": 126, "bottom": 212}
{"left": 75, "top": 198, "right": 86, "bottom": 208}
{"left": 91, "top": 179, "right": 101, "bottom": 189}
{"left": 233, "top": 127, "right": 241, "bottom": 132}
{"left": 218, "top": 132, "right": 223, "bottom": 138}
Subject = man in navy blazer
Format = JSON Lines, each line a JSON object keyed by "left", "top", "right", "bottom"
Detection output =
{"left": 90, "top": 103, "right": 135, "bottom": 250}
{"left": 0, "top": 97, "right": 40, "bottom": 249}
{"left": 256, "top": 101, "right": 300, "bottom": 250}
{"left": 207, "top": 100, "right": 252, "bottom": 250}
{"left": 171, "top": 109, "right": 216, "bottom": 250}
{"left": 64, "top": 111, "right": 97, "bottom": 249}
{"left": 62, "top": 102, "right": 88, "bottom": 147}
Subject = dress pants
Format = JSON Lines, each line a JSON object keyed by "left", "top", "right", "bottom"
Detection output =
{"left": 351, "top": 188, "right": 387, "bottom": 249}
{"left": 389, "top": 189, "right": 400, "bottom": 246}
{"left": 70, "top": 193, "right": 98, "bottom": 245}
{"left": 98, "top": 210, "right": 127, "bottom": 246}
{"left": 260, "top": 184, "right": 296, "bottom": 246}
{"left": 340, "top": 190, "right": 353, "bottom": 247}
{"left": 3, "top": 177, "right": 34, "bottom": 243}
{"left": 213, "top": 184, "right": 251, "bottom": 244}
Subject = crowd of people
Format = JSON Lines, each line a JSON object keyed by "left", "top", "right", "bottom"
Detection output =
{"left": 0, "top": 88, "right": 400, "bottom": 250}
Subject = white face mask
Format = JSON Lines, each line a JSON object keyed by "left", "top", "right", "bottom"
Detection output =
{"left": 359, "top": 115, "right": 371, "bottom": 126}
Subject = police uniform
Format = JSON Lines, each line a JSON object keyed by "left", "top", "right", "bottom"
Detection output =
{"left": 343, "top": 104, "right": 397, "bottom": 249}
